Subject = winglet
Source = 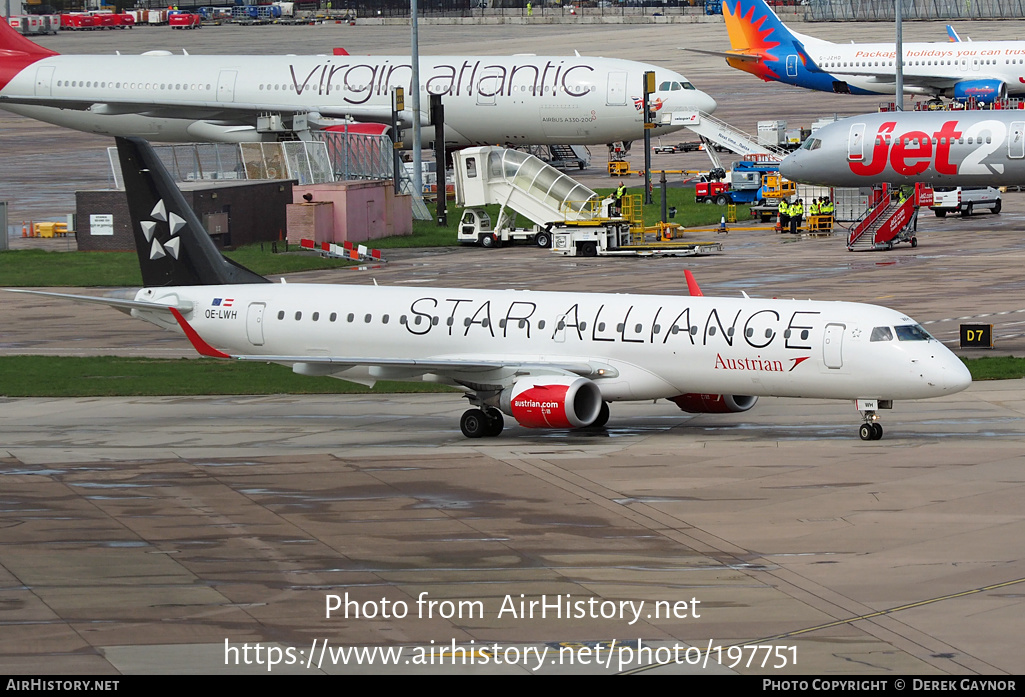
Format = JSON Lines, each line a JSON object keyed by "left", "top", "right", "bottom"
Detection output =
{"left": 684, "top": 270, "right": 704, "bottom": 297}
{"left": 169, "top": 308, "right": 232, "bottom": 359}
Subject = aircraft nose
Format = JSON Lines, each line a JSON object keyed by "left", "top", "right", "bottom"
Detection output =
{"left": 779, "top": 151, "right": 800, "bottom": 181}
{"left": 944, "top": 355, "right": 973, "bottom": 394}
{"left": 694, "top": 89, "right": 717, "bottom": 114}
{"left": 927, "top": 351, "right": 972, "bottom": 395}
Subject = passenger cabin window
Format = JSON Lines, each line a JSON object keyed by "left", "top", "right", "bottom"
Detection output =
{"left": 870, "top": 326, "right": 894, "bottom": 342}
{"left": 895, "top": 324, "right": 932, "bottom": 341}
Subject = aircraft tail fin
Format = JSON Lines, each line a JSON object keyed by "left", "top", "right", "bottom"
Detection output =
{"left": 0, "top": 17, "right": 58, "bottom": 57}
{"left": 115, "top": 136, "right": 270, "bottom": 287}
{"left": 0, "top": 17, "right": 58, "bottom": 91}
{"left": 721, "top": 0, "right": 823, "bottom": 80}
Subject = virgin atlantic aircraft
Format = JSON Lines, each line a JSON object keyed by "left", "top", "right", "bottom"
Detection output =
{"left": 0, "top": 19, "right": 715, "bottom": 146}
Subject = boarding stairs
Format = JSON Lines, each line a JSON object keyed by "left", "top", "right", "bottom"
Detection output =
{"left": 846, "top": 190, "right": 918, "bottom": 251}
{"left": 453, "top": 146, "right": 604, "bottom": 229}
{"left": 546, "top": 145, "right": 591, "bottom": 170}
{"left": 664, "top": 110, "right": 789, "bottom": 168}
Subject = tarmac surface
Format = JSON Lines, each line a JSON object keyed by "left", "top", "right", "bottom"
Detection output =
{"left": 1, "top": 18, "right": 1025, "bottom": 676}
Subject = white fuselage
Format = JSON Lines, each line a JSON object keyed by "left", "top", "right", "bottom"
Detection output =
{"left": 0, "top": 52, "right": 715, "bottom": 145}
{"left": 133, "top": 282, "right": 971, "bottom": 403}
{"left": 803, "top": 36, "right": 1025, "bottom": 98}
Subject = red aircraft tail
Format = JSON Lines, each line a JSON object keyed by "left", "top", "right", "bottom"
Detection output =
{"left": 0, "top": 19, "right": 58, "bottom": 91}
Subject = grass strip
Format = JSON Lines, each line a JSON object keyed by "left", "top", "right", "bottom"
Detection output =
{"left": 0, "top": 356, "right": 457, "bottom": 397}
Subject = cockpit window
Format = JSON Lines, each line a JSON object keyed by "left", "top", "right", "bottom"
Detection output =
{"left": 681, "top": 81, "right": 695, "bottom": 90}
{"left": 659, "top": 81, "right": 695, "bottom": 92}
{"left": 659, "top": 81, "right": 672, "bottom": 91}
{"left": 801, "top": 137, "right": 822, "bottom": 151}
{"left": 870, "top": 326, "right": 894, "bottom": 342}
{"left": 895, "top": 324, "right": 932, "bottom": 341}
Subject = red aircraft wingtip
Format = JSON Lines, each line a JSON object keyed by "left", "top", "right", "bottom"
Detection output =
{"left": 169, "top": 308, "right": 232, "bottom": 359}
{"left": 684, "top": 269, "right": 704, "bottom": 297}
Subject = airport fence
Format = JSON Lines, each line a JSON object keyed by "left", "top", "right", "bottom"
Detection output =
{"left": 804, "top": 0, "right": 1025, "bottom": 21}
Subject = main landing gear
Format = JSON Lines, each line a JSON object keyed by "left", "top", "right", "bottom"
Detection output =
{"left": 459, "top": 399, "right": 612, "bottom": 439}
{"left": 856, "top": 399, "right": 890, "bottom": 440}
{"left": 460, "top": 408, "right": 505, "bottom": 438}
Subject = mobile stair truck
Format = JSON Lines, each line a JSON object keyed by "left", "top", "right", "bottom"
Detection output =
{"left": 846, "top": 184, "right": 922, "bottom": 251}
{"left": 453, "top": 146, "right": 722, "bottom": 257}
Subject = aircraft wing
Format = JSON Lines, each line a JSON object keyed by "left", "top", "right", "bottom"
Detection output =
{"left": 5, "top": 289, "right": 617, "bottom": 385}
{"left": 4, "top": 288, "right": 191, "bottom": 313}
{"left": 162, "top": 307, "right": 617, "bottom": 385}
{"left": 0, "top": 93, "right": 415, "bottom": 127}
{"left": 823, "top": 68, "right": 958, "bottom": 91}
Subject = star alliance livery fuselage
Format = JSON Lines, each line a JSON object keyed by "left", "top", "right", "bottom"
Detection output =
{"left": 0, "top": 19, "right": 715, "bottom": 145}
{"left": 781, "top": 110, "right": 1025, "bottom": 187}
{"left": 8, "top": 138, "right": 970, "bottom": 442}
{"left": 699, "top": 0, "right": 1025, "bottom": 104}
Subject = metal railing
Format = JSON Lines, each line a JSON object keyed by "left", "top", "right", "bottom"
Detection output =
{"left": 805, "top": 0, "right": 1025, "bottom": 21}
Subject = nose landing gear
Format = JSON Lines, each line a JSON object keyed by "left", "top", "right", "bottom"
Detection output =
{"left": 856, "top": 399, "right": 890, "bottom": 440}
{"left": 858, "top": 420, "right": 883, "bottom": 441}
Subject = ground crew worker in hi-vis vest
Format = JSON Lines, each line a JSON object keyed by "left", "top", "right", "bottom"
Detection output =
{"left": 808, "top": 199, "right": 820, "bottom": 227}
{"left": 790, "top": 198, "right": 803, "bottom": 234}
{"left": 614, "top": 181, "right": 627, "bottom": 216}
{"left": 778, "top": 198, "right": 790, "bottom": 233}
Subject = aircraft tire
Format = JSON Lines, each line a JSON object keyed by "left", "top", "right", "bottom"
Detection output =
{"left": 871, "top": 423, "right": 883, "bottom": 440}
{"left": 460, "top": 409, "right": 489, "bottom": 438}
{"left": 484, "top": 409, "right": 504, "bottom": 437}
{"left": 589, "top": 401, "right": 610, "bottom": 428}
{"left": 859, "top": 423, "right": 873, "bottom": 441}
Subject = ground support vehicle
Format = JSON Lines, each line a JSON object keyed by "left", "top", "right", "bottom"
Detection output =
{"left": 551, "top": 221, "right": 722, "bottom": 257}
{"left": 454, "top": 146, "right": 722, "bottom": 257}
{"left": 929, "top": 186, "right": 1002, "bottom": 217}
{"left": 695, "top": 158, "right": 797, "bottom": 225}
{"left": 457, "top": 209, "right": 551, "bottom": 249}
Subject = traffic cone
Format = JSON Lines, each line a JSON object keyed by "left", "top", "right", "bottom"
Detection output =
{"left": 21, "top": 222, "right": 27, "bottom": 238}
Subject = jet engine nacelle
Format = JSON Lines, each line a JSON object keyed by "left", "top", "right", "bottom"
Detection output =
{"left": 952, "top": 80, "right": 1008, "bottom": 104}
{"left": 669, "top": 393, "right": 758, "bottom": 414}
{"left": 501, "top": 376, "right": 603, "bottom": 429}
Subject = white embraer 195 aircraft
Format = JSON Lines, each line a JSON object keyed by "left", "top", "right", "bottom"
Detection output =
{"left": 12, "top": 138, "right": 971, "bottom": 441}
{"left": 0, "top": 19, "right": 715, "bottom": 145}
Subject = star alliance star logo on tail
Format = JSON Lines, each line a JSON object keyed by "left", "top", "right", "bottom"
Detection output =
{"left": 139, "top": 199, "right": 186, "bottom": 261}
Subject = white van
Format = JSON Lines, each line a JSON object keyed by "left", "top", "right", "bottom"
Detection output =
{"left": 930, "top": 186, "right": 1002, "bottom": 217}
